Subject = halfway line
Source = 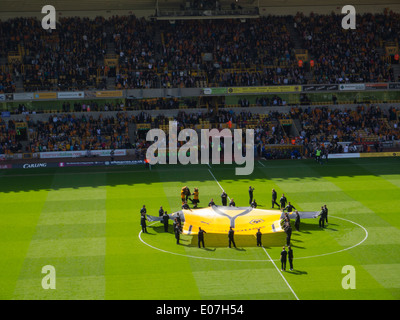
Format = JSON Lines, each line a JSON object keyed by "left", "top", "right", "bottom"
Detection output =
{"left": 262, "top": 246, "right": 300, "bottom": 300}
{"left": 208, "top": 165, "right": 299, "bottom": 300}
{"left": 208, "top": 168, "right": 231, "bottom": 201}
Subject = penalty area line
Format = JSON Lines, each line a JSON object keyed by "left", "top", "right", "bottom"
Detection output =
{"left": 262, "top": 246, "right": 300, "bottom": 301}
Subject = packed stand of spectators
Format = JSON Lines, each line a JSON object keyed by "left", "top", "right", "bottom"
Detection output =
{"left": 1, "top": 13, "right": 400, "bottom": 91}
{"left": 289, "top": 105, "right": 400, "bottom": 156}
{"left": 28, "top": 113, "right": 133, "bottom": 153}
{"left": 0, "top": 17, "right": 108, "bottom": 92}
{"left": 293, "top": 12, "right": 397, "bottom": 84}
{"left": 1, "top": 104, "right": 399, "bottom": 161}
{"left": 0, "top": 118, "right": 23, "bottom": 155}
{"left": 0, "top": 71, "right": 15, "bottom": 93}
{"left": 160, "top": 17, "right": 303, "bottom": 87}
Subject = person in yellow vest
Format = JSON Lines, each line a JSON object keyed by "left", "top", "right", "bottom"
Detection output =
{"left": 190, "top": 188, "right": 199, "bottom": 208}
{"left": 315, "top": 148, "right": 322, "bottom": 164}
{"left": 181, "top": 187, "right": 186, "bottom": 204}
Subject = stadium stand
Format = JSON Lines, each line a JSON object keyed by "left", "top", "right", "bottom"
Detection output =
{"left": 1, "top": 105, "right": 399, "bottom": 160}
{"left": 0, "top": 12, "right": 399, "bottom": 91}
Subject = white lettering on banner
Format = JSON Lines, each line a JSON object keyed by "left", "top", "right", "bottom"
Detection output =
{"left": 23, "top": 163, "right": 48, "bottom": 169}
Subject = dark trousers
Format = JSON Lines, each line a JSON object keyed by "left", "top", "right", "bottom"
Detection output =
{"left": 285, "top": 230, "right": 292, "bottom": 246}
{"left": 175, "top": 233, "right": 180, "bottom": 244}
{"left": 198, "top": 237, "right": 205, "bottom": 248}
{"left": 229, "top": 238, "right": 236, "bottom": 248}
{"left": 319, "top": 217, "right": 325, "bottom": 228}
{"left": 286, "top": 234, "right": 291, "bottom": 246}
{"left": 141, "top": 224, "right": 147, "bottom": 233}
{"left": 163, "top": 223, "right": 168, "bottom": 232}
{"left": 257, "top": 239, "right": 262, "bottom": 247}
{"left": 289, "top": 258, "right": 293, "bottom": 270}
{"left": 281, "top": 259, "right": 287, "bottom": 271}
{"left": 295, "top": 222, "right": 300, "bottom": 231}
{"left": 272, "top": 200, "right": 279, "bottom": 208}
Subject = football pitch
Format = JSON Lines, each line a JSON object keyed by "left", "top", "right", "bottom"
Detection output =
{"left": 0, "top": 157, "right": 399, "bottom": 300}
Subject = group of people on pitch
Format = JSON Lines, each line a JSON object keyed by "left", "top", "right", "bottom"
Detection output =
{"left": 139, "top": 186, "right": 330, "bottom": 273}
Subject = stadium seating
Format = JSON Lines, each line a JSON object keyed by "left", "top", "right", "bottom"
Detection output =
{"left": 1, "top": 13, "right": 399, "bottom": 91}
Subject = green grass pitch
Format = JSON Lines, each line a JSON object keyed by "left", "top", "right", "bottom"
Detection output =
{"left": 0, "top": 157, "right": 399, "bottom": 300}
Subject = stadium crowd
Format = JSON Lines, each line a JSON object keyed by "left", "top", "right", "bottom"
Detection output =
{"left": 1, "top": 103, "right": 399, "bottom": 160}
{"left": 293, "top": 11, "right": 398, "bottom": 83}
{"left": 1, "top": 12, "right": 398, "bottom": 92}
{"left": 27, "top": 113, "right": 133, "bottom": 153}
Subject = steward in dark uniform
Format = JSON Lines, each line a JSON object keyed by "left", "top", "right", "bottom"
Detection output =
{"left": 140, "top": 212, "right": 147, "bottom": 233}
{"left": 221, "top": 191, "right": 228, "bottom": 206}
{"left": 162, "top": 211, "right": 169, "bottom": 232}
{"left": 288, "top": 246, "right": 294, "bottom": 271}
{"left": 174, "top": 219, "right": 181, "bottom": 244}
{"left": 176, "top": 213, "right": 182, "bottom": 231}
{"left": 284, "top": 219, "right": 292, "bottom": 246}
{"left": 256, "top": 229, "right": 262, "bottom": 247}
{"left": 280, "top": 247, "right": 287, "bottom": 271}
{"left": 228, "top": 227, "right": 236, "bottom": 248}
{"left": 294, "top": 211, "right": 300, "bottom": 231}
{"left": 198, "top": 227, "right": 206, "bottom": 248}
{"left": 208, "top": 198, "right": 215, "bottom": 207}
{"left": 271, "top": 189, "right": 280, "bottom": 208}
{"left": 283, "top": 202, "right": 296, "bottom": 213}
{"left": 324, "top": 204, "right": 328, "bottom": 224}
{"left": 250, "top": 199, "right": 257, "bottom": 208}
{"left": 318, "top": 206, "right": 326, "bottom": 228}
{"left": 229, "top": 198, "right": 236, "bottom": 207}
{"left": 249, "top": 186, "right": 255, "bottom": 205}
{"left": 280, "top": 194, "right": 287, "bottom": 209}
{"left": 140, "top": 205, "right": 147, "bottom": 233}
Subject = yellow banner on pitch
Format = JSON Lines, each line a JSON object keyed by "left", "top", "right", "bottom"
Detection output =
{"left": 180, "top": 207, "right": 283, "bottom": 236}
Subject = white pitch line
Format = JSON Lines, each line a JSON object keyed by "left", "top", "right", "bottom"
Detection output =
{"left": 262, "top": 246, "right": 300, "bottom": 301}
{"left": 139, "top": 215, "right": 368, "bottom": 262}
{"left": 207, "top": 163, "right": 299, "bottom": 300}
{"left": 208, "top": 168, "right": 231, "bottom": 201}
{"left": 258, "top": 160, "right": 266, "bottom": 167}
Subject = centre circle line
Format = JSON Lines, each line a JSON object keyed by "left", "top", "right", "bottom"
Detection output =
{"left": 138, "top": 215, "right": 368, "bottom": 262}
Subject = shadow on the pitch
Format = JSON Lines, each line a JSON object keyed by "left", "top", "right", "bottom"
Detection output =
{"left": 286, "top": 269, "right": 308, "bottom": 276}
{"left": 149, "top": 224, "right": 169, "bottom": 233}
{"left": 183, "top": 232, "right": 286, "bottom": 248}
